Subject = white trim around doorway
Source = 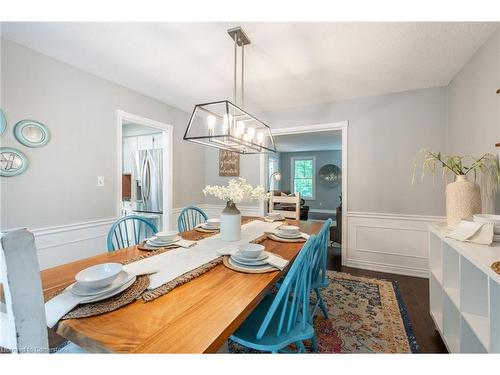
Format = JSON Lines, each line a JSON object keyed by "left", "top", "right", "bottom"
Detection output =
{"left": 116, "top": 110, "right": 174, "bottom": 231}
{"left": 260, "top": 120, "right": 349, "bottom": 265}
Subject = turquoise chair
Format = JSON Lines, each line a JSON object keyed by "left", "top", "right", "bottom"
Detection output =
{"left": 106, "top": 215, "right": 158, "bottom": 252}
{"left": 310, "top": 219, "right": 332, "bottom": 319}
{"left": 230, "top": 236, "right": 318, "bottom": 353}
{"left": 177, "top": 206, "right": 208, "bottom": 232}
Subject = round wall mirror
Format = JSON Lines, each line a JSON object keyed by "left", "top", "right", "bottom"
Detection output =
{"left": 0, "top": 110, "right": 6, "bottom": 136}
{"left": 0, "top": 147, "right": 28, "bottom": 177}
{"left": 318, "top": 164, "right": 342, "bottom": 188}
{"left": 14, "top": 120, "right": 51, "bottom": 147}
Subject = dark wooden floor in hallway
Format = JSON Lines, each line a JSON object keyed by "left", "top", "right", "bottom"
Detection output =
{"left": 327, "top": 246, "right": 448, "bottom": 353}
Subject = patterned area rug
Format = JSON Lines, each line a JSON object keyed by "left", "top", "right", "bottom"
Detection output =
{"left": 229, "top": 271, "right": 419, "bottom": 353}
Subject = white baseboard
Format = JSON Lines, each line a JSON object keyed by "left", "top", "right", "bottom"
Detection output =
{"left": 346, "top": 211, "right": 445, "bottom": 278}
{"left": 345, "top": 259, "right": 429, "bottom": 278}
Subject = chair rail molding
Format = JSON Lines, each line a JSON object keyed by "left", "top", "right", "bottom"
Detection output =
{"left": 3, "top": 218, "right": 118, "bottom": 270}
{"left": 345, "top": 211, "right": 445, "bottom": 278}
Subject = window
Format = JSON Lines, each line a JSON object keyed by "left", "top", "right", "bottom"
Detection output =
{"left": 291, "top": 156, "right": 315, "bottom": 199}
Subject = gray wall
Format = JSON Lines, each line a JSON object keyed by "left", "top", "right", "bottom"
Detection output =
{"left": 203, "top": 148, "right": 261, "bottom": 206}
{"left": 447, "top": 28, "right": 500, "bottom": 214}
{"left": 280, "top": 150, "right": 342, "bottom": 210}
{"left": 203, "top": 87, "right": 448, "bottom": 216}
{"left": 0, "top": 39, "right": 205, "bottom": 229}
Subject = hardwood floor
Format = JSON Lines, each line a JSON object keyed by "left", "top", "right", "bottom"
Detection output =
{"left": 328, "top": 245, "right": 448, "bottom": 353}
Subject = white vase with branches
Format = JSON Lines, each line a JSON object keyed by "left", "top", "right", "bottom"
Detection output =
{"left": 413, "top": 150, "right": 500, "bottom": 228}
{"left": 203, "top": 178, "right": 268, "bottom": 241}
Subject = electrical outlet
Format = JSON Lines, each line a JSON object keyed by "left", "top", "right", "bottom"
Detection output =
{"left": 97, "top": 176, "right": 105, "bottom": 187}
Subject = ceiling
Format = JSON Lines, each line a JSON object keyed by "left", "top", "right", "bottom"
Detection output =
{"left": 2, "top": 22, "right": 498, "bottom": 113}
{"left": 274, "top": 130, "right": 342, "bottom": 152}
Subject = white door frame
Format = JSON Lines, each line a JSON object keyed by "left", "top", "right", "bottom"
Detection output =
{"left": 116, "top": 110, "right": 173, "bottom": 230}
{"left": 259, "top": 121, "right": 349, "bottom": 264}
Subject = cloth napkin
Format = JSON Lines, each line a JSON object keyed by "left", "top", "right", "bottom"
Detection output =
{"left": 44, "top": 270, "right": 155, "bottom": 328}
{"left": 446, "top": 220, "right": 494, "bottom": 245}
{"left": 218, "top": 247, "right": 289, "bottom": 270}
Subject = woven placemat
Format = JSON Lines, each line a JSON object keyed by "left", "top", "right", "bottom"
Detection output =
{"left": 47, "top": 275, "right": 150, "bottom": 320}
{"left": 136, "top": 242, "right": 181, "bottom": 252}
{"left": 194, "top": 227, "right": 220, "bottom": 233}
{"left": 222, "top": 256, "right": 279, "bottom": 274}
{"left": 491, "top": 261, "right": 500, "bottom": 275}
{"left": 267, "top": 233, "right": 306, "bottom": 243}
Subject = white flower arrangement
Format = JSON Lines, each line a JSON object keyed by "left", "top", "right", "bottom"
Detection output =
{"left": 203, "top": 177, "right": 269, "bottom": 204}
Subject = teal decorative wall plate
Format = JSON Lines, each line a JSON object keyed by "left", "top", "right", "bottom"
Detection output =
{"left": 14, "top": 119, "right": 51, "bottom": 148}
{"left": 0, "top": 110, "right": 7, "bottom": 136}
{"left": 0, "top": 147, "right": 28, "bottom": 177}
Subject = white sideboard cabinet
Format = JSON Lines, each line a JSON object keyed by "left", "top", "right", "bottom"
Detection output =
{"left": 429, "top": 223, "right": 500, "bottom": 353}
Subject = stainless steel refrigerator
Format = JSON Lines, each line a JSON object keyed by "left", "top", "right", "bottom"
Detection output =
{"left": 131, "top": 149, "right": 163, "bottom": 215}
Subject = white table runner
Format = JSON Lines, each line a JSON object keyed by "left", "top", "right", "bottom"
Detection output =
{"left": 123, "top": 220, "right": 282, "bottom": 290}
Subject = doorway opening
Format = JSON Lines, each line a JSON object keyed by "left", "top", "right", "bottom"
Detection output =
{"left": 116, "top": 110, "right": 173, "bottom": 231}
{"left": 260, "top": 121, "right": 348, "bottom": 265}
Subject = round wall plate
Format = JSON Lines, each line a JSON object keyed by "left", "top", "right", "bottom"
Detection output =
{"left": 318, "top": 164, "right": 342, "bottom": 188}
{"left": 14, "top": 119, "right": 51, "bottom": 148}
{"left": 0, "top": 147, "right": 28, "bottom": 177}
{"left": 0, "top": 110, "right": 7, "bottom": 136}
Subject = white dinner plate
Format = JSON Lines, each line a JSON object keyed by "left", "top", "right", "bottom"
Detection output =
{"left": 200, "top": 224, "right": 220, "bottom": 230}
{"left": 274, "top": 230, "right": 303, "bottom": 239}
{"left": 82, "top": 276, "right": 136, "bottom": 303}
{"left": 227, "top": 257, "right": 272, "bottom": 270}
{"left": 232, "top": 250, "right": 269, "bottom": 262}
{"left": 70, "top": 271, "right": 134, "bottom": 296}
{"left": 230, "top": 256, "right": 268, "bottom": 266}
{"left": 147, "top": 236, "right": 181, "bottom": 246}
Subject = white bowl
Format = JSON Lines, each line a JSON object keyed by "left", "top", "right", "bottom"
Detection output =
{"left": 279, "top": 225, "right": 300, "bottom": 235}
{"left": 205, "top": 218, "right": 221, "bottom": 227}
{"left": 75, "top": 263, "right": 123, "bottom": 289}
{"left": 238, "top": 243, "right": 265, "bottom": 259}
{"left": 155, "top": 230, "right": 178, "bottom": 242}
{"left": 268, "top": 212, "right": 282, "bottom": 219}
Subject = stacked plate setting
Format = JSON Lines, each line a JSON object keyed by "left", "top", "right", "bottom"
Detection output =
{"left": 146, "top": 235, "right": 181, "bottom": 248}
{"left": 273, "top": 225, "right": 303, "bottom": 240}
{"left": 67, "top": 263, "right": 136, "bottom": 303}
{"left": 473, "top": 214, "right": 500, "bottom": 242}
{"left": 199, "top": 218, "right": 221, "bottom": 231}
{"left": 229, "top": 243, "right": 270, "bottom": 269}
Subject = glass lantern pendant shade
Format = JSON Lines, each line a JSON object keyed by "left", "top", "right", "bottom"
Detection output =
{"left": 183, "top": 27, "right": 276, "bottom": 154}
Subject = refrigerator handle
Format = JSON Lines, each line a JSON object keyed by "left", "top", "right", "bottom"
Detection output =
{"left": 141, "top": 157, "right": 148, "bottom": 204}
{"left": 143, "top": 155, "right": 152, "bottom": 202}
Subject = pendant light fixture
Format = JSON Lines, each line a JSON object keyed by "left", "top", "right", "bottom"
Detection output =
{"left": 183, "top": 26, "right": 276, "bottom": 154}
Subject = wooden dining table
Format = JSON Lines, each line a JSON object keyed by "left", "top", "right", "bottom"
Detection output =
{"left": 40, "top": 218, "right": 323, "bottom": 353}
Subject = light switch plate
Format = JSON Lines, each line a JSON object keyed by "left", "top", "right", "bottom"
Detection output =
{"left": 97, "top": 176, "right": 105, "bottom": 187}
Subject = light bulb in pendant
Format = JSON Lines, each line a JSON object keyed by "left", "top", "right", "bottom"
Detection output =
{"left": 236, "top": 121, "right": 245, "bottom": 137}
{"left": 247, "top": 127, "right": 255, "bottom": 140}
{"left": 256, "top": 131, "right": 264, "bottom": 144}
{"left": 206, "top": 115, "right": 216, "bottom": 131}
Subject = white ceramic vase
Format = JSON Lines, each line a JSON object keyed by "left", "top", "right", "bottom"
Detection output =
{"left": 446, "top": 175, "right": 482, "bottom": 228}
{"left": 220, "top": 201, "right": 241, "bottom": 241}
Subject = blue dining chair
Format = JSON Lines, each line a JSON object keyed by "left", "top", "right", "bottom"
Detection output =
{"left": 230, "top": 235, "right": 318, "bottom": 353}
{"left": 177, "top": 206, "right": 208, "bottom": 232}
{"left": 310, "top": 219, "right": 332, "bottom": 319}
{"left": 106, "top": 215, "right": 158, "bottom": 252}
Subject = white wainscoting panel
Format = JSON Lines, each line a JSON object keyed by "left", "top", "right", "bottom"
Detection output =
{"left": 31, "top": 218, "right": 116, "bottom": 270}
{"left": 346, "top": 212, "right": 445, "bottom": 278}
